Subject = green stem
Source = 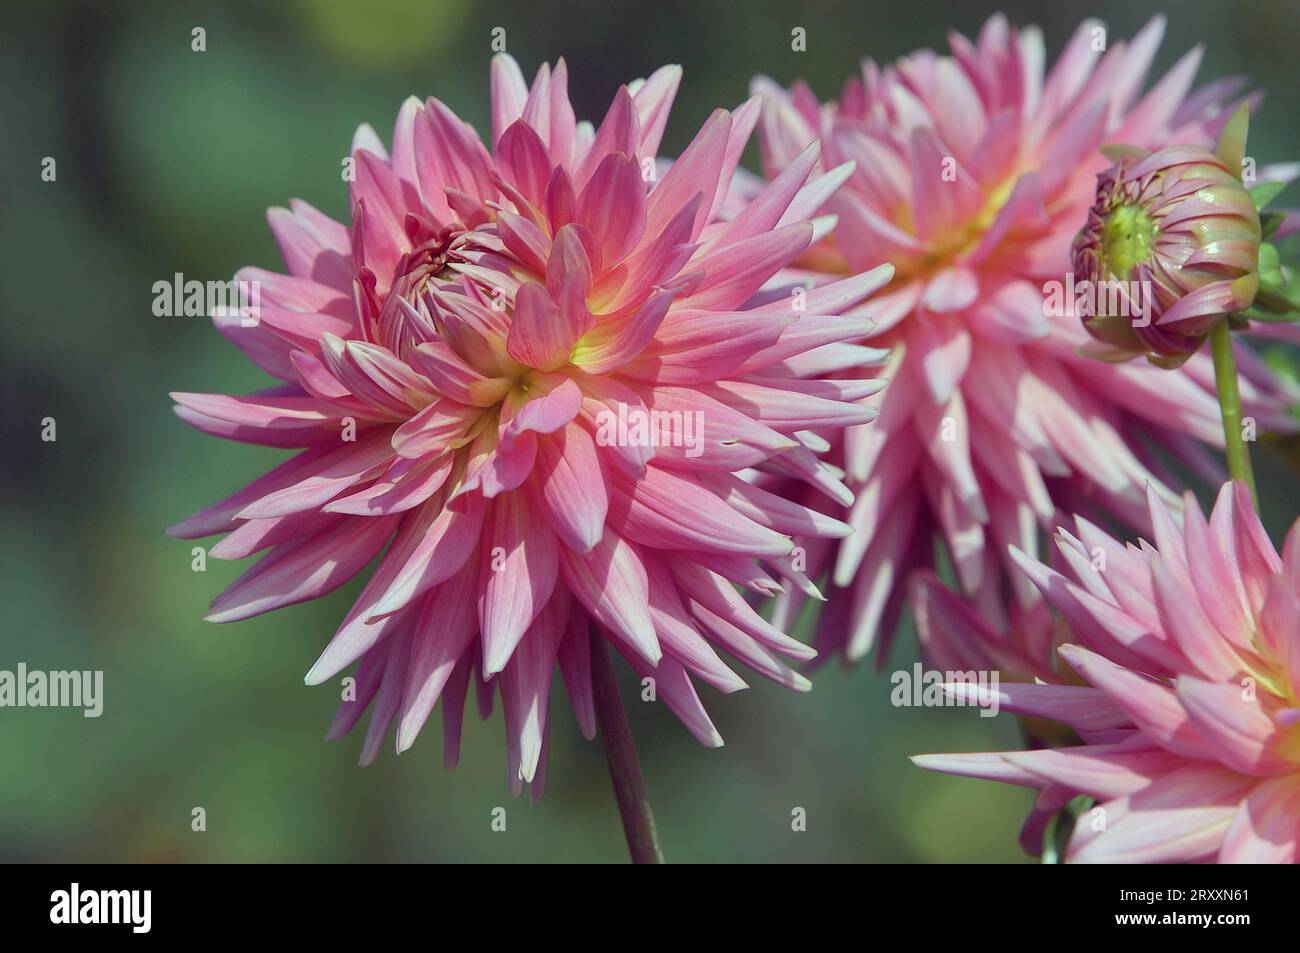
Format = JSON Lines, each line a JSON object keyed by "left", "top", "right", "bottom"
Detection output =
{"left": 1210, "top": 320, "right": 1258, "bottom": 506}
{"left": 589, "top": 626, "right": 664, "bottom": 864}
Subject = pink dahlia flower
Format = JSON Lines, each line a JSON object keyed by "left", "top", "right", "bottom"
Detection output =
{"left": 169, "top": 55, "right": 892, "bottom": 794}
{"left": 915, "top": 481, "right": 1300, "bottom": 863}
{"left": 754, "top": 15, "right": 1300, "bottom": 662}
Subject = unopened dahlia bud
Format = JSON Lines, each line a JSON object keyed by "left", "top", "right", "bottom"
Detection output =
{"left": 1072, "top": 107, "right": 1262, "bottom": 368}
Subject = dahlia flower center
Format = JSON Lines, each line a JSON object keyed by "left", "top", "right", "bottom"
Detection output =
{"left": 907, "top": 175, "right": 1019, "bottom": 278}
{"left": 397, "top": 227, "right": 463, "bottom": 287}
{"left": 1098, "top": 203, "right": 1157, "bottom": 281}
{"left": 1242, "top": 661, "right": 1286, "bottom": 706}
{"left": 366, "top": 226, "right": 475, "bottom": 360}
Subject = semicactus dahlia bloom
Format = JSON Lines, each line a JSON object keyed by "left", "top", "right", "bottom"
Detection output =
{"left": 915, "top": 482, "right": 1300, "bottom": 863}
{"left": 754, "top": 15, "right": 1300, "bottom": 662}
{"left": 169, "top": 55, "right": 893, "bottom": 794}
{"left": 1072, "top": 112, "right": 1261, "bottom": 367}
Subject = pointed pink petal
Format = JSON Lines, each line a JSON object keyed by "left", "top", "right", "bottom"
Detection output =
{"left": 646, "top": 109, "right": 730, "bottom": 240}
{"left": 479, "top": 492, "right": 559, "bottom": 676}
{"left": 490, "top": 54, "right": 529, "bottom": 148}
{"left": 500, "top": 593, "right": 566, "bottom": 781}
{"left": 559, "top": 530, "right": 659, "bottom": 664}
{"left": 206, "top": 515, "right": 398, "bottom": 623}
{"left": 609, "top": 464, "right": 792, "bottom": 557}
{"left": 576, "top": 152, "right": 647, "bottom": 267}
{"left": 537, "top": 425, "right": 609, "bottom": 553}
{"left": 575, "top": 86, "right": 639, "bottom": 189}
{"left": 396, "top": 569, "right": 479, "bottom": 752}
{"left": 366, "top": 492, "right": 486, "bottom": 620}
{"left": 556, "top": 612, "right": 596, "bottom": 739}
{"left": 496, "top": 118, "right": 553, "bottom": 211}
{"left": 631, "top": 64, "right": 682, "bottom": 159}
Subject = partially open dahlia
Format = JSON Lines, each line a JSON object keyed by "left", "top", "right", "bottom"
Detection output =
{"left": 916, "top": 482, "right": 1300, "bottom": 864}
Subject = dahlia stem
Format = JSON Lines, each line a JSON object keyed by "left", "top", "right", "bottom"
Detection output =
{"left": 589, "top": 626, "right": 664, "bottom": 864}
{"left": 1209, "top": 320, "right": 1258, "bottom": 505}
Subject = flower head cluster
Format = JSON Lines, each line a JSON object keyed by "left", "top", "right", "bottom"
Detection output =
{"left": 171, "top": 55, "right": 892, "bottom": 792}
{"left": 753, "top": 16, "right": 1300, "bottom": 663}
{"left": 916, "top": 482, "right": 1300, "bottom": 863}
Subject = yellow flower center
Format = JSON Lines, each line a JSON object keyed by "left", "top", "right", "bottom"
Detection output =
{"left": 1099, "top": 203, "right": 1157, "bottom": 281}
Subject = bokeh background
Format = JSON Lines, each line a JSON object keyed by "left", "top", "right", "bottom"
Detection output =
{"left": 3, "top": 0, "right": 1299, "bottom": 863}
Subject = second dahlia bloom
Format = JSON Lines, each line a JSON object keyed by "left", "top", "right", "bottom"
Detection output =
{"left": 754, "top": 16, "right": 1300, "bottom": 662}
{"left": 169, "top": 55, "right": 892, "bottom": 793}
{"left": 915, "top": 482, "right": 1300, "bottom": 863}
{"left": 1072, "top": 113, "right": 1262, "bottom": 367}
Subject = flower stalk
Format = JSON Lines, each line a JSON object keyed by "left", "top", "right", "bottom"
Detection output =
{"left": 1209, "top": 319, "right": 1258, "bottom": 506}
{"left": 590, "top": 626, "right": 664, "bottom": 864}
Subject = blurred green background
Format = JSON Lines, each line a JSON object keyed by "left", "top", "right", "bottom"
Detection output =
{"left": 3, "top": 0, "right": 1299, "bottom": 863}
